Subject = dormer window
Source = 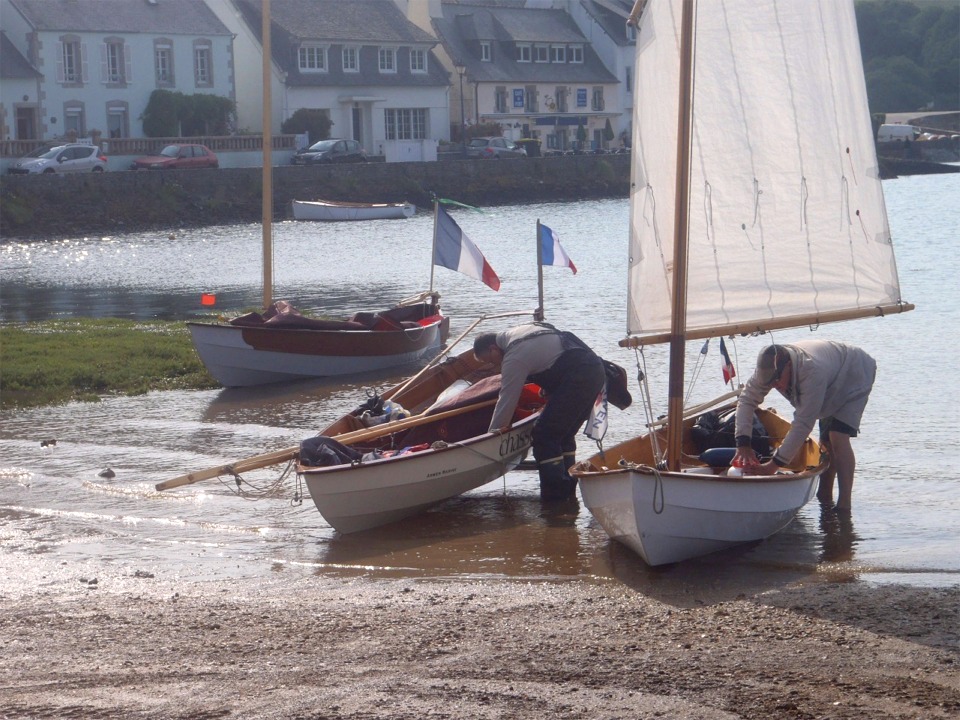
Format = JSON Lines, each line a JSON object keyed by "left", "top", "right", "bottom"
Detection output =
{"left": 551, "top": 45, "right": 566, "bottom": 63}
{"left": 410, "top": 48, "right": 427, "bottom": 73}
{"left": 569, "top": 45, "right": 583, "bottom": 63}
{"left": 534, "top": 45, "right": 548, "bottom": 63}
{"left": 299, "top": 44, "right": 327, "bottom": 72}
{"left": 379, "top": 47, "right": 397, "bottom": 73}
{"left": 342, "top": 46, "right": 359, "bottom": 72}
{"left": 516, "top": 44, "right": 531, "bottom": 63}
{"left": 480, "top": 42, "right": 491, "bottom": 62}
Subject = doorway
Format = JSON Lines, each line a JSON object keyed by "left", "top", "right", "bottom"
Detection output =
{"left": 352, "top": 107, "right": 363, "bottom": 146}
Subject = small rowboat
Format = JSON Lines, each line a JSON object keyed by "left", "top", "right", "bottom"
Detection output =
{"left": 292, "top": 199, "right": 416, "bottom": 221}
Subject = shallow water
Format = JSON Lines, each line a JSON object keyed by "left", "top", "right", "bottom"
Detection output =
{"left": 2, "top": 179, "right": 958, "bottom": 591}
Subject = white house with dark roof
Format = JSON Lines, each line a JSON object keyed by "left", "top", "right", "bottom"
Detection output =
{"left": 227, "top": 0, "right": 453, "bottom": 161}
{"left": 427, "top": 0, "right": 621, "bottom": 151}
{"left": 0, "top": 0, "right": 234, "bottom": 141}
{"left": 0, "top": 30, "right": 42, "bottom": 141}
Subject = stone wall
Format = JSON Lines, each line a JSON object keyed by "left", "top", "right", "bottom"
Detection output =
{"left": 0, "top": 155, "right": 630, "bottom": 239}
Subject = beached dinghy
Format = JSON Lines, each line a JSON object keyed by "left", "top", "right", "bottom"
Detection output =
{"left": 573, "top": 0, "right": 913, "bottom": 566}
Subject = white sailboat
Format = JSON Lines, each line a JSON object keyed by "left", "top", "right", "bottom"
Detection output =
{"left": 573, "top": 0, "right": 913, "bottom": 566}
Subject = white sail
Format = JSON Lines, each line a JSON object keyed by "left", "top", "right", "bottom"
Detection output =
{"left": 628, "top": 0, "right": 904, "bottom": 340}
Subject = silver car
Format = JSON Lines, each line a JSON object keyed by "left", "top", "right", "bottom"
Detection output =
{"left": 466, "top": 137, "right": 527, "bottom": 159}
{"left": 8, "top": 144, "right": 108, "bottom": 174}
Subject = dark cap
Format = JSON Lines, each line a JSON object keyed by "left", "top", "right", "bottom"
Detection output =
{"left": 755, "top": 345, "right": 789, "bottom": 385}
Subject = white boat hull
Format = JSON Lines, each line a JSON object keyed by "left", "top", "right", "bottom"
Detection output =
{"left": 577, "top": 466, "right": 818, "bottom": 566}
{"left": 292, "top": 200, "right": 415, "bottom": 221}
{"left": 301, "top": 415, "right": 537, "bottom": 533}
{"left": 187, "top": 317, "right": 448, "bottom": 387}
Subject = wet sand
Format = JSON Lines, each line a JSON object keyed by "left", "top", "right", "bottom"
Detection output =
{"left": 1, "top": 549, "right": 957, "bottom": 720}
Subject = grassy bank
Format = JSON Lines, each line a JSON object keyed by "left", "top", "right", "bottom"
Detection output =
{"left": 0, "top": 319, "right": 218, "bottom": 410}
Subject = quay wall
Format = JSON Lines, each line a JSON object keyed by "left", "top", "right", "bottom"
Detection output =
{"left": 0, "top": 154, "right": 630, "bottom": 239}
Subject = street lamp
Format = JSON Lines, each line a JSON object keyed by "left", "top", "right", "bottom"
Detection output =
{"left": 455, "top": 61, "right": 466, "bottom": 156}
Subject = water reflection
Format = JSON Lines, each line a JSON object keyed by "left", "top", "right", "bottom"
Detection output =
{"left": 818, "top": 507, "right": 858, "bottom": 563}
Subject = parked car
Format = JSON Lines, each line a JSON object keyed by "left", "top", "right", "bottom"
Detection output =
{"left": 7, "top": 144, "right": 108, "bottom": 174}
{"left": 291, "top": 139, "right": 367, "bottom": 165}
{"left": 466, "top": 137, "right": 526, "bottom": 159}
{"left": 131, "top": 144, "right": 218, "bottom": 170}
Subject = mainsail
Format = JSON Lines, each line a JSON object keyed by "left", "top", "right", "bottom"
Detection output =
{"left": 627, "top": 0, "right": 909, "bottom": 344}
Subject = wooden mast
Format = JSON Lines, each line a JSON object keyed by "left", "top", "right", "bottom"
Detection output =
{"left": 261, "top": 0, "right": 273, "bottom": 309}
{"left": 665, "top": 0, "right": 696, "bottom": 471}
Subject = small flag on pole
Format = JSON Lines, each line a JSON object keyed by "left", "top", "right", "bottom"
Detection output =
{"left": 720, "top": 337, "right": 737, "bottom": 385}
{"left": 434, "top": 205, "right": 500, "bottom": 290}
{"left": 538, "top": 224, "right": 577, "bottom": 274}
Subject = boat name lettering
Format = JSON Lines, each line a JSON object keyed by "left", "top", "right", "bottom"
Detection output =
{"left": 499, "top": 428, "right": 533, "bottom": 457}
{"left": 425, "top": 468, "right": 457, "bottom": 479}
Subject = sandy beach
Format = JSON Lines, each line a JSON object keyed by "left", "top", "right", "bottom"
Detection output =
{"left": 1, "top": 547, "right": 956, "bottom": 720}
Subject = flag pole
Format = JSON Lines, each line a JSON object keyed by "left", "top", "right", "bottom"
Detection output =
{"left": 429, "top": 199, "right": 438, "bottom": 293}
{"left": 536, "top": 219, "right": 545, "bottom": 320}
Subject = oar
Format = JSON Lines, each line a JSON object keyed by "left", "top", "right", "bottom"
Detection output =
{"left": 155, "top": 399, "right": 497, "bottom": 492}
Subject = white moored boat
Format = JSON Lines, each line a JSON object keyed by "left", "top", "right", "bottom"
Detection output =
{"left": 573, "top": 0, "right": 913, "bottom": 566}
{"left": 292, "top": 199, "right": 416, "bottom": 221}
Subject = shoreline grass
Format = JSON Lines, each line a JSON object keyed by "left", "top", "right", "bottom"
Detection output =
{"left": 0, "top": 318, "right": 218, "bottom": 411}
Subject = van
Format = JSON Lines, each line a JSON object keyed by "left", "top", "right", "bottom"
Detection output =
{"left": 877, "top": 124, "right": 918, "bottom": 143}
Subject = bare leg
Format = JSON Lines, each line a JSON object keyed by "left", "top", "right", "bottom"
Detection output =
{"left": 828, "top": 430, "right": 856, "bottom": 512}
{"left": 816, "top": 439, "right": 835, "bottom": 505}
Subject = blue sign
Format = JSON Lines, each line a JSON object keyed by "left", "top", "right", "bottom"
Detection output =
{"left": 513, "top": 89, "right": 525, "bottom": 108}
{"left": 576, "top": 88, "right": 587, "bottom": 108}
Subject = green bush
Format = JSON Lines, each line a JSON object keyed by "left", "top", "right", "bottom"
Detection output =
{"left": 281, "top": 109, "right": 333, "bottom": 143}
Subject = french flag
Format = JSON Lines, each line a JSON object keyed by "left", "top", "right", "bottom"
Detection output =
{"left": 539, "top": 223, "right": 577, "bottom": 274}
{"left": 434, "top": 205, "right": 500, "bottom": 291}
{"left": 720, "top": 337, "right": 737, "bottom": 385}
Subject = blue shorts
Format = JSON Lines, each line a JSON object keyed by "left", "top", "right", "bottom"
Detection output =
{"left": 819, "top": 416, "right": 858, "bottom": 441}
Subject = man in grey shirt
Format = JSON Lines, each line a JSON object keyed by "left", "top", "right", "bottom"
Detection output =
{"left": 732, "top": 340, "right": 877, "bottom": 512}
{"left": 473, "top": 323, "right": 605, "bottom": 501}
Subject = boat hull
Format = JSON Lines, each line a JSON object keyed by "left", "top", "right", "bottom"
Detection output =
{"left": 577, "top": 465, "right": 818, "bottom": 566}
{"left": 301, "top": 414, "right": 537, "bottom": 533}
{"left": 187, "top": 316, "right": 449, "bottom": 387}
{"left": 292, "top": 200, "right": 416, "bottom": 221}
{"left": 574, "top": 405, "right": 825, "bottom": 565}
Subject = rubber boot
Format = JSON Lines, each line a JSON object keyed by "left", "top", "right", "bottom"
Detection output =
{"left": 563, "top": 453, "right": 577, "bottom": 474}
{"left": 538, "top": 457, "right": 576, "bottom": 501}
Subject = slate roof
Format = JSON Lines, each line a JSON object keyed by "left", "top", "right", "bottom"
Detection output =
{"left": 580, "top": 0, "right": 635, "bottom": 48}
{"left": 1, "top": 31, "right": 40, "bottom": 79}
{"left": 8, "top": 0, "right": 230, "bottom": 35}
{"left": 234, "top": 0, "right": 450, "bottom": 89}
{"left": 433, "top": 1, "right": 618, "bottom": 84}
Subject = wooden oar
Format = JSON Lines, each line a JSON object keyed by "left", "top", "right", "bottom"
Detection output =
{"left": 155, "top": 399, "right": 497, "bottom": 492}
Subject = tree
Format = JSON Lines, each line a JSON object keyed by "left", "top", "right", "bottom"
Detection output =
{"left": 603, "top": 119, "right": 615, "bottom": 143}
{"left": 140, "top": 90, "right": 235, "bottom": 138}
{"left": 281, "top": 109, "right": 333, "bottom": 144}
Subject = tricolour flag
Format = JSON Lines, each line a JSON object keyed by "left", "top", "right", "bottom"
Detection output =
{"left": 538, "top": 223, "right": 577, "bottom": 274}
{"left": 434, "top": 205, "right": 500, "bottom": 291}
{"left": 720, "top": 337, "right": 737, "bottom": 385}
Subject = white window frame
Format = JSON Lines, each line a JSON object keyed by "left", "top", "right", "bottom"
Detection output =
{"left": 379, "top": 47, "right": 397, "bottom": 73}
{"left": 569, "top": 45, "right": 584, "bottom": 64}
{"left": 299, "top": 44, "right": 327, "bottom": 73}
{"left": 591, "top": 87, "right": 605, "bottom": 111}
{"left": 63, "top": 102, "right": 84, "bottom": 136}
{"left": 102, "top": 38, "right": 129, "bottom": 85}
{"left": 480, "top": 42, "right": 491, "bottom": 62}
{"left": 61, "top": 39, "right": 82, "bottom": 84}
{"left": 384, "top": 108, "right": 427, "bottom": 140}
{"left": 342, "top": 46, "right": 359, "bottom": 72}
{"left": 410, "top": 48, "right": 427, "bottom": 73}
{"left": 154, "top": 41, "right": 174, "bottom": 87}
{"left": 516, "top": 44, "right": 531, "bottom": 63}
{"left": 551, "top": 45, "right": 566, "bottom": 63}
{"left": 194, "top": 40, "right": 213, "bottom": 87}
{"left": 534, "top": 45, "right": 549, "bottom": 63}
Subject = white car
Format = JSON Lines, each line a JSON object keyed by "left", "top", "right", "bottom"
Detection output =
{"left": 8, "top": 144, "right": 108, "bottom": 174}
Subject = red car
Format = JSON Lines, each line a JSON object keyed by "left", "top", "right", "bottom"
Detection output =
{"left": 131, "top": 144, "right": 218, "bottom": 170}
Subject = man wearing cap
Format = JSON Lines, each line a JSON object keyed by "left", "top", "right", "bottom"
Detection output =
{"left": 473, "top": 323, "right": 605, "bottom": 502}
{"left": 732, "top": 340, "right": 877, "bottom": 512}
